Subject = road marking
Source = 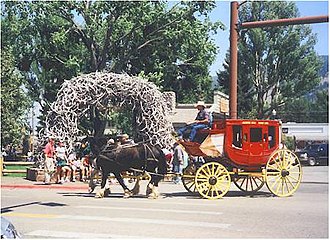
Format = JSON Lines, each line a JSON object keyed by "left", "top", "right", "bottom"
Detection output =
{"left": 60, "top": 214, "right": 231, "bottom": 229}
{"left": 97, "top": 198, "right": 219, "bottom": 206}
{"left": 75, "top": 205, "right": 223, "bottom": 215}
{"left": 1, "top": 212, "right": 57, "bottom": 218}
{"left": 25, "top": 230, "right": 143, "bottom": 239}
{"left": 3, "top": 212, "right": 231, "bottom": 229}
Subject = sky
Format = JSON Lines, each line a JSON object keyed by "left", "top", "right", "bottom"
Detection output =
{"left": 208, "top": 1, "right": 329, "bottom": 76}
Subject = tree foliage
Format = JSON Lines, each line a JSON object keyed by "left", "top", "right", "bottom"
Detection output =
{"left": 217, "top": 1, "right": 322, "bottom": 120}
{"left": 1, "top": 47, "right": 31, "bottom": 146}
{"left": 2, "top": 1, "right": 223, "bottom": 136}
{"left": 280, "top": 90, "right": 328, "bottom": 123}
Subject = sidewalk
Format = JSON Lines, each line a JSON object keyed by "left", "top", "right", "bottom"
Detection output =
{"left": 1, "top": 176, "right": 89, "bottom": 190}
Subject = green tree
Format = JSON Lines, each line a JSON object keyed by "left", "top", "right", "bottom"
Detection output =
{"left": 217, "top": 1, "right": 322, "bottom": 119}
{"left": 2, "top": 1, "right": 223, "bottom": 136}
{"left": 281, "top": 89, "right": 329, "bottom": 123}
{"left": 1, "top": 47, "right": 31, "bottom": 147}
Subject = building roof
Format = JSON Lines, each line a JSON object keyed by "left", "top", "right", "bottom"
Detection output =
{"left": 282, "top": 122, "right": 329, "bottom": 141}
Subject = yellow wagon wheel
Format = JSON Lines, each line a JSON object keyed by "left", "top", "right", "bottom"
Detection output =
{"left": 182, "top": 164, "right": 198, "bottom": 194}
{"left": 233, "top": 174, "right": 265, "bottom": 194}
{"left": 195, "top": 162, "right": 231, "bottom": 200}
{"left": 265, "top": 149, "right": 302, "bottom": 197}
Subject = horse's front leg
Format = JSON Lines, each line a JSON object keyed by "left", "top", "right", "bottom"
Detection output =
{"left": 147, "top": 177, "right": 160, "bottom": 199}
{"left": 114, "top": 172, "right": 132, "bottom": 198}
{"left": 131, "top": 178, "right": 140, "bottom": 195}
{"left": 88, "top": 168, "right": 99, "bottom": 193}
{"left": 95, "top": 170, "right": 110, "bottom": 198}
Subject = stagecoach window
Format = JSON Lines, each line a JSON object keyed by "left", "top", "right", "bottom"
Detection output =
{"left": 250, "top": 128, "right": 262, "bottom": 142}
{"left": 268, "top": 126, "right": 276, "bottom": 149}
{"left": 232, "top": 125, "right": 242, "bottom": 148}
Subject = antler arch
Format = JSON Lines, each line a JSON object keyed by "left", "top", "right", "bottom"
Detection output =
{"left": 45, "top": 72, "right": 174, "bottom": 148}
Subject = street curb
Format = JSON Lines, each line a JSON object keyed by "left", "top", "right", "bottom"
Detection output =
{"left": 1, "top": 184, "right": 88, "bottom": 190}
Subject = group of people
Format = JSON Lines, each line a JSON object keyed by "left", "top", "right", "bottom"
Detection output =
{"left": 42, "top": 100, "right": 209, "bottom": 185}
{"left": 42, "top": 133, "right": 135, "bottom": 185}
{"left": 1, "top": 144, "right": 18, "bottom": 161}
{"left": 43, "top": 138, "right": 92, "bottom": 185}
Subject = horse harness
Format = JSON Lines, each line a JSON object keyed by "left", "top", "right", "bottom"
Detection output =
{"left": 97, "top": 141, "right": 159, "bottom": 173}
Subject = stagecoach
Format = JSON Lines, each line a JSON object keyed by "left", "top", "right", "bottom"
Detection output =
{"left": 178, "top": 118, "right": 303, "bottom": 200}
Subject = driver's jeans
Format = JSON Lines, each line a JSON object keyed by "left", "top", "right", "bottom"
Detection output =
{"left": 177, "top": 123, "right": 208, "bottom": 141}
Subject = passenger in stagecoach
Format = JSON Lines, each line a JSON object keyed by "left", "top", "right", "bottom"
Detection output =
{"left": 175, "top": 101, "right": 210, "bottom": 142}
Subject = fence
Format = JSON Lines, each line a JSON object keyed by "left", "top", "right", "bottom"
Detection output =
{"left": 1, "top": 157, "right": 35, "bottom": 175}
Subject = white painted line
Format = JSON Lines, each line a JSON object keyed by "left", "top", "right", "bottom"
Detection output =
{"left": 25, "top": 230, "right": 143, "bottom": 239}
{"left": 75, "top": 205, "right": 223, "bottom": 215}
{"left": 97, "top": 198, "right": 219, "bottom": 206}
{"left": 58, "top": 214, "right": 231, "bottom": 229}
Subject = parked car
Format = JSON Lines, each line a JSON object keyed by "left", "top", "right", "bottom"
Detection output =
{"left": 296, "top": 143, "right": 329, "bottom": 166}
{"left": 1, "top": 216, "right": 21, "bottom": 238}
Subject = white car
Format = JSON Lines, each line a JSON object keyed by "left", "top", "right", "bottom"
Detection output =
{"left": 1, "top": 217, "right": 21, "bottom": 239}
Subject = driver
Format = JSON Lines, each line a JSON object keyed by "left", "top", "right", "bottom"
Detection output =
{"left": 176, "top": 101, "right": 210, "bottom": 142}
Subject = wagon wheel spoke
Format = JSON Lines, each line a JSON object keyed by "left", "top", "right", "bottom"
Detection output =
{"left": 269, "top": 174, "right": 282, "bottom": 190}
{"left": 195, "top": 162, "right": 231, "bottom": 200}
{"left": 286, "top": 174, "right": 300, "bottom": 184}
{"left": 265, "top": 149, "right": 302, "bottom": 197}
{"left": 233, "top": 173, "right": 265, "bottom": 194}
{"left": 213, "top": 184, "right": 225, "bottom": 195}
{"left": 214, "top": 164, "right": 222, "bottom": 176}
{"left": 211, "top": 188, "right": 222, "bottom": 198}
{"left": 182, "top": 164, "right": 198, "bottom": 194}
{"left": 200, "top": 167, "right": 210, "bottom": 178}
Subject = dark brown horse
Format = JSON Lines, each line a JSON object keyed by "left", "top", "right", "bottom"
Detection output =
{"left": 87, "top": 137, "right": 167, "bottom": 198}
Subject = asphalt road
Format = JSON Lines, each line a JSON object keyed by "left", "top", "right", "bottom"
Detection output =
{"left": 1, "top": 165, "right": 328, "bottom": 238}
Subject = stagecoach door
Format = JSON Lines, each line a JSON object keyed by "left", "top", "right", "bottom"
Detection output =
{"left": 246, "top": 125, "right": 268, "bottom": 163}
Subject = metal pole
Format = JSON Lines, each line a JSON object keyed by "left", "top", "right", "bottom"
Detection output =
{"left": 229, "top": 1, "right": 239, "bottom": 119}
{"left": 241, "top": 15, "right": 329, "bottom": 29}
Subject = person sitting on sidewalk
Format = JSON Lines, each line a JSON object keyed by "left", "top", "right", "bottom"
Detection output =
{"left": 68, "top": 151, "right": 80, "bottom": 182}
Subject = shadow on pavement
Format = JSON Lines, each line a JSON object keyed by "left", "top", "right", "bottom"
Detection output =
{"left": 162, "top": 190, "right": 274, "bottom": 199}
{"left": 1, "top": 201, "right": 68, "bottom": 214}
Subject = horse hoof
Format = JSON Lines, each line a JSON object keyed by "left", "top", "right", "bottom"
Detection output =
{"left": 95, "top": 192, "right": 104, "bottom": 198}
{"left": 88, "top": 186, "right": 95, "bottom": 193}
{"left": 123, "top": 190, "right": 132, "bottom": 198}
{"left": 88, "top": 182, "right": 96, "bottom": 193}
{"left": 104, "top": 188, "right": 111, "bottom": 197}
{"left": 146, "top": 185, "right": 153, "bottom": 196}
{"left": 148, "top": 193, "right": 158, "bottom": 199}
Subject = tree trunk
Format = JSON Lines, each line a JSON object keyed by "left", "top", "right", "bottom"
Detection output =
{"left": 91, "top": 107, "right": 107, "bottom": 137}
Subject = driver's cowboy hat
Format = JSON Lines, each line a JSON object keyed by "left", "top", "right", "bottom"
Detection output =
{"left": 194, "top": 101, "right": 206, "bottom": 108}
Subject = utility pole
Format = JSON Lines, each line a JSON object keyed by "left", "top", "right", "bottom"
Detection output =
{"left": 229, "top": 1, "right": 239, "bottom": 120}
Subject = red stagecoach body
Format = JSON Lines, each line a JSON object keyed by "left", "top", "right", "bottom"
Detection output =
{"left": 178, "top": 118, "right": 302, "bottom": 199}
{"left": 180, "top": 119, "right": 281, "bottom": 169}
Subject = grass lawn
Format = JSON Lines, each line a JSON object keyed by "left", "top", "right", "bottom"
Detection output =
{"left": 2, "top": 165, "right": 28, "bottom": 177}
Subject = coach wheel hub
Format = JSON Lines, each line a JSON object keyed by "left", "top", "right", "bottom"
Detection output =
{"left": 281, "top": 169, "right": 289, "bottom": 177}
{"left": 209, "top": 176, "right": 217, "bottom": 185}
